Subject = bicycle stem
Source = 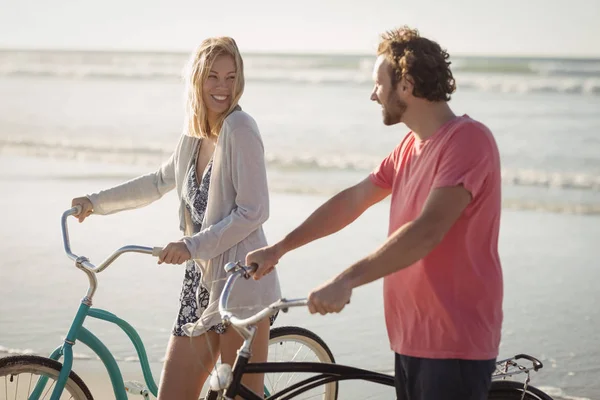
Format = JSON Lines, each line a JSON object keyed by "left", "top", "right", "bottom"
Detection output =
{"left": 219, "top": 262, "right": 309, "bottom": 342}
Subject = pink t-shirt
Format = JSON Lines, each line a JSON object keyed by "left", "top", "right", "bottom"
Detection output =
{"left": 369, "top": 115, "right": 503, "bottom": 360}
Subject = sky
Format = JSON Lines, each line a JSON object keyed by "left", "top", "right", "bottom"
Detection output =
{"left": 1, "top": 0, "right": 599, "bottom": 57}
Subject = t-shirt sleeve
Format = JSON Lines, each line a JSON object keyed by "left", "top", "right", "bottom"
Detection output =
{"left": 433, "top": 123, "right": 495, "bottom": 199}
{"left": 369, "top": 146, "right": 399, "bottom": 189}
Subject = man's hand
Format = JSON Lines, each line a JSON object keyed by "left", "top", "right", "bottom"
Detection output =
{"left": 246, "top": 245, "right": 281, "bottom": 280}
{"left": 307, "top": 278, "right": 352, "bottom": 315}
{"left": 158, "top": 241, "right": 191, "bottom": 265}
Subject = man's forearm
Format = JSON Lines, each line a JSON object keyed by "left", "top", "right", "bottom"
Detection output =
{"left": 336, "top": 218, "right": 442, "bottom": 289}
{"left": 275, "top": 188, "right": 368, "bottom": 257}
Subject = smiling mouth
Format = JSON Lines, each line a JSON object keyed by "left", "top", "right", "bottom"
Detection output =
{"left": 211, "top": 95, "right": 228, "bottom": 102}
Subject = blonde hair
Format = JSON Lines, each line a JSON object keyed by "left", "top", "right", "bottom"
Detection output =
{"left": 184, "top": 37, "right": 245, "bottom": 139}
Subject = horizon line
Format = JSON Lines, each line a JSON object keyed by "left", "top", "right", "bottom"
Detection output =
{"left": 1, "top": 45, "right": 599, "bottom": 61}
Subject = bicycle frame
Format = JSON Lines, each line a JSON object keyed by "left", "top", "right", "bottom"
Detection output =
{"left": 221, "top": 354, "right": 544, "bottom": 400}
{"left": 215, "top": 263, "right": 396, "bottom": 400}
{"left": 31, "top": 207, "right": 162, "bottom": 400}
{"left": 222, "top": 356, "right": 547, "bottom": 400}
{"left": 33, "top": 303, "right": 159, "bottom": 400}
{"left": 226, "top": 359, "right": 395, "bottom": 399}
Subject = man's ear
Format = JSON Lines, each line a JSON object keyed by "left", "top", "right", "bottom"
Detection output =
{"left": 399, "top": 75, "right": 414, "bottom": 95}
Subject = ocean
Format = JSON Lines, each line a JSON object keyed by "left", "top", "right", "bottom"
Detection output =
{"left": 0, "top": 49, "right": 599, "bottom": 399}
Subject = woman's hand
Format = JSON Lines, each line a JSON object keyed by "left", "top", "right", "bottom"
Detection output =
{"left": 71, "top": 197, "right": 94, "bottom": 223}
{"left": 158, "top": 241, "right": 192, "bottom": 265}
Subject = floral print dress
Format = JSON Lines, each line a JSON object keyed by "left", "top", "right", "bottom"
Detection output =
{"left": 172, "top": 152, "right": 277, "bottom": 336}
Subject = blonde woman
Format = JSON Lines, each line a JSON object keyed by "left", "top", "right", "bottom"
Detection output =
{"left": 71, "top": 37, "right": 281, "bottom": 399}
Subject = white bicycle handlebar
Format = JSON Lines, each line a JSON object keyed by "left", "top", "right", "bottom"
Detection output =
{"left": 218, "top": 262, "right": 308, "bottom": 329}
{"left": 61, "top": 206, "right": 163, "bottom": 299}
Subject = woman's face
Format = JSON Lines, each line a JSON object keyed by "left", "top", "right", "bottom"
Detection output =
{"left": 203, "top": 54, "right": 236, "bottom": 121}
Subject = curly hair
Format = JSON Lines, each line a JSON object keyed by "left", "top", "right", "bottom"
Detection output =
{"left": 377, "top": 26, "right": 456, "bottom": 102}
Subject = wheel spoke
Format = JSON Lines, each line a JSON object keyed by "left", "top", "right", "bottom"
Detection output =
{"left": 266, "top": 370, "right": 275, "bottom": 392}
{"left": 302, "top": 392, "right": 328, "bottom": 400}
{"left": 14, "top": 374, "right": 20, "bottom": 400}
{"left": 266, "top": 328, "right": 336, "bottom": 400}
{"left": 267, "top": 341, "right": 326, "bottom": 399}
{"left": 42, "top": 378, "right": 56, "bottom": 399}
{"left": 272, "top": 342, "right": 291, "bottom": 389}
{"left": 283, "top": 345, "right": 317, "bottom": 390}
{"left": 27, "top": 373, "right": 33, "bottom": 397}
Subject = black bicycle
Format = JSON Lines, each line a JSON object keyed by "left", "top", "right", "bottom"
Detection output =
{"left": 206, "top": 262, "right": 553, "bottom": 400}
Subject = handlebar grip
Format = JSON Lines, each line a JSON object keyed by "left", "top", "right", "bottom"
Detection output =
{"left": 515, "top": 354, "right": 543, "bottom": 371}
{"left": 248, "top": 263, "right": 258, "bottom": 273}
{"left": 152, "top": 247, "right": 163, "bottom": 257}
{"left": 72, "top": 205, "right": 83, "bottom": 216}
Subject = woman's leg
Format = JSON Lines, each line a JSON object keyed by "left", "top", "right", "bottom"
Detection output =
{"left": 157, "top": 332, "right": 221, "bottom": 400}
{"left": 220, "top": 317, "right": 271, "bottom": 397}
{"left": 159, "top": 261, "right": 220, "bottom": 399}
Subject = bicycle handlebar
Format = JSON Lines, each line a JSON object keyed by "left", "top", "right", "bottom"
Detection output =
{"left": 218, "top": 262, "right": 308, "bottom": 329}
{"left": 62, "top": 207, "right": 163, "bottom": 300}
{"left": 515, "top": 354, "right": 544, "bottom": 371}
{"left": 62, "top": 206, "right": 162, "bottom": 273}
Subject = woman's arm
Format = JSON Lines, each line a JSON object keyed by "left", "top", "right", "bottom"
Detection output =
{"left": 87, "top": 143, "right": 179, "bottom": 215}
{"left": 183, "top": 124, "right": 269, "bottom": 260}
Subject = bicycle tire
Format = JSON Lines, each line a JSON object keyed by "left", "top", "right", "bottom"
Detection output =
{"left": 0, "top": 355, "right": 93, "bottom": 400}
{"left": 267, "top": 326, "right": 338, "bottom": 400}
{"left": 489, "top": 380, "right": 554, "bottom": 400}
{"left": 269, "top": 326, "right": 336, "bottom": 364}
{"left": 205, "top": 326, "right": 338, "bottom": 400}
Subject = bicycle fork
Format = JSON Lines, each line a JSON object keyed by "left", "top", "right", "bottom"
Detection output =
{"left": 29, "top": 300, "right": 91, "bottom": 400}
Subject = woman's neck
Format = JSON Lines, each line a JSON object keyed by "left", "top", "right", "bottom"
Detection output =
{"left": 207, "top": 110, "right": 219, "bottom": 133}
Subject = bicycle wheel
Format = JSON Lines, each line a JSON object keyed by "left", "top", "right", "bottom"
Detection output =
{"left": 265, "top": 326, "right": 338, "bottom": 400}
{"left": 0, "top": 355, "right": 93, "bottom": 400}
{"left": 489, "top": 380, "right": 553, "bottom": 400}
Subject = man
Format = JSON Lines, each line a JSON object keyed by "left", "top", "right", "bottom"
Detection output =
{"left": 247, "top": 26, "right": 503, "bottom": 400}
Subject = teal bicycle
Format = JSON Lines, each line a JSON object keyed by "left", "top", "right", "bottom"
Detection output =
{"left": 0, "top": 207, "right": 336, "bottom": 399}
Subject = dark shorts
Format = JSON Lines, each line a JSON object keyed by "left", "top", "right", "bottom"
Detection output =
{"left": 394, "top": 353, "right": 496, "bottom": 400}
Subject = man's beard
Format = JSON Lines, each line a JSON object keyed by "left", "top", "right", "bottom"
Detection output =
{"left": 382, "top": 92, "right": 407, "bottom": 126}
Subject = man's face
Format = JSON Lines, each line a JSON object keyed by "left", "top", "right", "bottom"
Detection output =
{"left": 370, "top": 55, "right": 407, "bottom": 126}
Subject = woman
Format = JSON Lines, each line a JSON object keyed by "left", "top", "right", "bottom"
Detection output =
{"left": 71, "top": 37, "right": 281, "bottom": 399}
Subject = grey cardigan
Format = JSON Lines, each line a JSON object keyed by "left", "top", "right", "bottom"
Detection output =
{"left": 88, "top": 110, "right": 281, "bottom": 336}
